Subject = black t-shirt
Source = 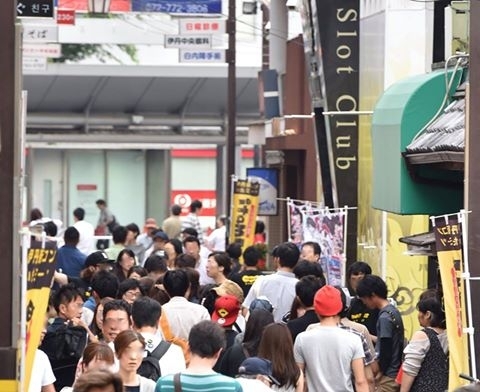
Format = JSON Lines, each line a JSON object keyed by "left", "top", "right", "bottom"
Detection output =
{"left": 125, "top": 386, "right": 140, "bottom": 392}
{"left": 347, "top": 297, "right": 379, "bottom": 336}
{"left": 287, "top": 309, "right": 320, "bottom": 342}
{"left": 229, "top": 270, "right": 263, "bottom": 298}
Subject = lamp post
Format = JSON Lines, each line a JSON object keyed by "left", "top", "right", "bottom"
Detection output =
{"left": 88, "top": 0, "right": 111, "bottom": 13}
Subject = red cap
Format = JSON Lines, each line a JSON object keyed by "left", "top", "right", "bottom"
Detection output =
{"left": 212, "top": 294, "right": 241, "bottom": 327}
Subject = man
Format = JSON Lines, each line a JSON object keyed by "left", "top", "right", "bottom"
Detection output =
{"left": 95, "top": 199, "right": 117, "bottom": 234}
{"left": 144, "top": 230, "right": 169, "bottom": 260}
{"left": 356, "top": 275, "right": 404, "bottom": 392}
{"left": 300, "top": 241, "right": 322, "bottom": 263}
{"left": 161, "top": 269, "right": 210, "bottom": 340}
{"left": 205, "top": 215, "right": 227, "bottom": 251}
{"left": 294, "top": 285, "right": 368, "bottom": 392}
{"left": 183, "top": 235, "right": 214, "bottom": 286}
{"left": 131, "top": 296, "right": 186, "bottom": 376}
{"left": 55, "top": 226, "right": 86, "bottom": 278}
{"left": 155, "top": 320, "right": 243, "bottom": 392}
{"left": 243, "top": 242, "right": 300, "bottom": 322}
{"left": 144, "top": 254, "right": 168, "bottom": 282}
{"left": 137, "top": 218, "right": 158, "bottom": 250}
{"left": 73, "top": 370, "right": 123, "bottom": 392}
{"left": 181, "top": 199, "right": 204, "bottom": 245}
{"left": 229, "top": 246, "right": 264, "bottom": 298}
{"left": 104, "top": 225, "right": 127, "bottom": 262}
{"left": 236, "top": 357, "right": 279, "bottom": 391}
{"left": 101, "top": 299, "right": 132, "bottom": 344}
{"left": 73, "top": 207, "right": 95, "bottom": 255}
{"left": 162, "top": 204, "right": 183, "bottom": 240}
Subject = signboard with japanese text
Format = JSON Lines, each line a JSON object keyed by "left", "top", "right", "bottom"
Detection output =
{"left": 179, "top": 49, "right": 225, "bottom": 63}
{"left": 22, "top": 56, "right": 47, "bottom": 71}
{"left": 57, "top": 0, "right": 131, "bottom": 12}
{"left": 165, "top": 35, "right": 212, "bottom": 49}
{"left": 132, "top": 0, "right": 222, "bottom": 14}
{"left": 434, "top": 215, "right": 469, "bottom": 390}
{"left": 229, "top": 178, "right": 260, "bottom": 254}
{"left": 179, "top": 18, "right": 226, "bottom": 35}
{"left": 56, "top": 9, "right": 75, "bottom": 25}
{"left": 23, "top": 24, "right": 58, "bottom": 42}
{"left": 246, "top": 167, "right": 278, "bottom": 216}
{"left": 17, "top": 0, "right": 54, "bottom": 18}
{"left": 23, "top": 43, "right": 61, "bottom": 58}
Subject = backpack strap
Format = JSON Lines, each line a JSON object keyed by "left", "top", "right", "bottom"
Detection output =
{"left": 149, "top": 340, "right": 171, "bottom": 361}
{"left": 173, "top": 373, "right": 182, "bottom": 392}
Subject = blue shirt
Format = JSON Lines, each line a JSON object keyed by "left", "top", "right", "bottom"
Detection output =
{"left": 56, "top": 244, "right": 86, "bottom": 278}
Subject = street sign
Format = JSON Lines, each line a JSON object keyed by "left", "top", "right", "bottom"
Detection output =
{"left": 22, "top": 57, "right": 47, "bottom": 71}
{"left": 179, "top": 18, "right": 226, "bottom": 35}
{"left": 56, "top": 9, "right": 75, "bottom": 25}
{"left": 23, "top": 43, "right": 61, "bottom": 58}
{"left": 179, "top": 49, "right": 225, "bottom": 63}
{"left": 17, "top": 0, "right": 54, "bottom": 18}
{"left": 165, "top": 35, "right": 212, "bottom": 49}
{"left": 132, "top": 0, "right": 221, "bottom": 14}
{"left": 23, "top": 24, "right": 58, "bottom": 43}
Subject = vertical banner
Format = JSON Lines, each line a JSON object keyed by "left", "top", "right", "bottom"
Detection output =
{"left": 23, "top": 236, "right": 57, "bottom": 391}
{"left": 434, "top": 216, "right": 469, "bottom": 390}
{"left": 246, "top": 168, "right": 278, "bottom": 216}
{"left": 229, "top": 178, "right": 260, "bottom": 254}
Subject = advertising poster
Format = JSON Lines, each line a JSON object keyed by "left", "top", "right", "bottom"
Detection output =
{"left": 246, "top": 168, "right": 278, "bottom": 216}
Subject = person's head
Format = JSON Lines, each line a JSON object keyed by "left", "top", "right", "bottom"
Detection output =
{"left": 183, "top": 236, "right": 201, "bottom": 260}
{"left": 84, "top": 251, "right": 113, "bottom": 271}
{"left": 183, "top": 267, "right": 201, "bottom": 300}
{"left": 347, "top": 261, "right": 372, "bottom": 292}
{"left": 73, "top": 370, "right": 123, "bottom": 392}
{"left": 102, "top": 299, "right": 131, "bottom": 343}
{"left": 188, "top": 320, "right": 225, "bottom": 359}
{"left": 417, "top": 295, "right": 445, "bottom": 328}
{"left": 175, "top": 253, "right": 197, "bottom": 269}
{"left": 152, "top": 230, "right": 169, "bottom": 250}
{"left": 43, "top": 220, "right": 58, "bottom": 237}
{"left": 163, "top": 269, "right": 190, "bottom": 298}
{"left": 143, "top": 218, "right": 158, "bottom": 235}
{"left": 113, "top": 330, "right": 145, "bottom": 373}
{"left": 334, "top": 286, "right": 353, "bottom": 318}
{"left": 226, "top": 243, "right": 242, "bottom": 260}
{"left": 125, "top": 223, "right": 140, "bottom": 244}
{"left": 164, "top": 239, "right": 183, "bottom": 262}
{"left": 293, "top": 260, "right": 326, "bottom": 282}
{"left": 181, "top": 228, "right": 198, "bottom": 241}
{"left": 314, "top": 285, "right": 343, "bottom": 318}
{"left": 53, "top": 284, "right": 83, "bottom": 321}
{"left": 300, "top": 241, "right": 321, "bottom": 262}
{"left": 118, "top": 278, "right": 143, "bottom": 304}
{"left": 116, "top": 249, "right": 136, "bottom": 273}
{"left": 243, "top": 246, "right": 261, "bottom": 267}
{"left": 212, "top": 295, "right": 241, "bottom": 328}
{"left": 211, "top": 280, "right": 244, "bottom": 303}
{"left": 296, "top": 275, "right": 325, "bottom": 308}
{"left": 237, "top": 357, "right": 280, "bottom": 388}
{"left": 216, "top": 216, "right": 226, "bottom": 228}
{"left": 91, "top": 270, "right": 119, "bottom": 300}
{"left": 143, "top": 255, "right": 168, "bottom": 279}
{"left": 276, "top": 242, "right": 300, "bottom": 269}
{"left": 131, "top": 296, "right": 161, "bottom": 329}
{"left": 111, "top": 226, "right": 127, "bottom": 245}
{"left": 190, "top": 199, "right": 203, "bottom": 214}
{"left": 92, "top": 297, "right": 114, "bottom": 337}
{"left": 96, "top": 199, "right": 107, "bottom": 209}
{"left": 127, "top": 266, "right": 148, "bottom": 280}
{"left": 81, "top": 342, "right": 115, "bottom": 373}
{"left": 243, "top": 309, "right": 274, "bottom": 356}
{"left": 171, "top": 204, "right": 182, "bottom": 216}
{"left": 207, "top": 251, "right": 232, "bottom": 281}
{"left": 254, "top": 220, "right": 265, "bottom": 235}
{"left": 64, "top": 226, "right": 80, "bottom": 246}
{"left": 30, "top": 208, "right": 43, "bottom": 221}
{"left": 356, "top": 274, "right": 388, "bottom": 309}
{"left": 73, "top": 207, "right": 85, "bottom": 222}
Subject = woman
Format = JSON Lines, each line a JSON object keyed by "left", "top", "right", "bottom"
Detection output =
{"left": 114, "top": 249, "right": 137, "bottom": 282}
{"left": 114, "top": 330, "right": 156, "bottom": 392}
{"left": 206, "top": 251, "right": 232, "bottom": 285}
{"left": 128, "top": 266, "right": 148, "bottom": 280}
{"left": 117, "top": 278, "right": 143, "bottom": 304}
{"left": 400, "top": 294, "right": 448, "bottom": 392}
{"left": 258, "top": 323, "right": 304, "bottom": 392}
{"left": 164, "top": 239, "right": 183, "bottom": 269}
{"left": 90, "top": 297, "right": 114, "bottom": 341}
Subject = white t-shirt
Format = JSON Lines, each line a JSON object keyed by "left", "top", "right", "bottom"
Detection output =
{"left": 206, "top": 226, "right": 226, "bottom": 251}
{"left": 74, "top": 219, "right": 95, "bottom": 256}
{"left": 28, "top": 349, "right": 56, "bottom": 392}
{"left": 140, "top": 331, "right": 186, "bottom": 376}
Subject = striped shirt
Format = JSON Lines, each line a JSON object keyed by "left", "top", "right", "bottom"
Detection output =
{"left": 155, "top": 372, "right": 243, "bottom": 392}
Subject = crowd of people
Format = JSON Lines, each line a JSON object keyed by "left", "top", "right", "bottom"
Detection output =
{"left": 28, "top": 200, "right": 457, "bottom": 392}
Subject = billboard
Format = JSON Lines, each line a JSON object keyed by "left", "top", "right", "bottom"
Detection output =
{"left": 132, "top": 0, "right": 221, "bottom": 14}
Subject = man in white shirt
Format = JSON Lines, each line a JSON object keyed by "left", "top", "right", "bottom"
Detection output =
{"left": 205, "top": 216, "right": 227, "bottom": 251}
{"left": 73, "top": 207, "right": 95, "bottom": 256}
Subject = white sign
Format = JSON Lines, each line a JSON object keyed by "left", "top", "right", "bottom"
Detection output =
{"left": 22, "top": 56, "right": 47, "bottom": 71}
{"left": 179, "top": 49, "right": 225, "bottom": 63}
{"left": 165, "top": 35, "right": 212, "bottom": 49}
{"left": 179, "top": 18, "right": 226, "bottom": 35}
{"left": 23, "top": 24, "right": 58, "bottom": 42}
{"left": 23, "top": 43, "right": 61, "bottom": 58}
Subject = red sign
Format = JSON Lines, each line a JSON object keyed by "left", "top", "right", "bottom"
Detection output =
{"left": 57, "top": 9, "right": 75, "bottom": 25}
{"left": 171, "top": 190, "right": 216, "bottom": 217}
{"left": 57, "top": 0, "right": 131, "bottom": 12}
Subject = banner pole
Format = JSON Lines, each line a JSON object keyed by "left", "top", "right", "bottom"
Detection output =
{"left": 19, "top": 230, "right": 30, "bottom": 392}
{"left": 342, "top": 206, "right": 348, "bottom": 286}
{"left": 228, "top": 175, "right": 236, "bottom": 244}
{"left": 381, "top": 211, "right": 388, "bottom": 280}
{"left": 286, "top": 197, "right": 292, "bottom": 242}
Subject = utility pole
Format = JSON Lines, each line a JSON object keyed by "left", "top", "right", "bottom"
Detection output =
{"left": 0, "top": 0, "right": 19, "bottom": 383}
{"left": 226, "top": 0, "right": 236, "bottom": 218}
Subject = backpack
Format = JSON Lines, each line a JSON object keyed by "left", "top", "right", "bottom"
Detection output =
{"left": 159, "top": 312, "right": 191, "bottom": 365}
{"left": 40, "top": 323, "right": 87, "bottom": 362}
{"left": 137, "top": 340, "right": 171, "bottom": 381}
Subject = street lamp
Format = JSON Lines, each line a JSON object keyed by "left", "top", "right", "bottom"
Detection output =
{"left": 88, "top": 0, "right": 111, "bottom": 13}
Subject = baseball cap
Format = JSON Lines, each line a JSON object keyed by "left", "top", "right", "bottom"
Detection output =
{"left": 153, "top": 231, "right": 169, "bottom": 241}
{"left": 314, "top": 285, "right": 343, "bottom": 317}
{"left": 249, "top": 296, "right": 273, "bottom": 313}
{"left": 212, "top": 295, "right": 241, "bottom": 327}
{"left": 145, "top": 218, "right": 158, "bottom": 229}
{"left": 238, "top": 357, "right": 280, "bottom": 385}
{"left": 84, "top": 251, "right": 111, "bottom": 268}
{"left": 211, "top": 280, "right": 244, "bottom": 303}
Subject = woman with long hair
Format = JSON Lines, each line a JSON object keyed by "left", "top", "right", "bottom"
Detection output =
{"left": 114, "top": 330, "right": 156, "bottom": 392}
{"left": 114, "top": 249, "right": 136, "bottom": 282}
{"left": 258, "top": 323, "right": 304, "bottom": 392}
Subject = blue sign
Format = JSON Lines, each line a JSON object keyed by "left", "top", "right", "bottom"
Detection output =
{"left": 132, "top": 0, "right": 221, "bottom": 14}
{"left": 246, "top": 168, "right": 279, "bottom": 216}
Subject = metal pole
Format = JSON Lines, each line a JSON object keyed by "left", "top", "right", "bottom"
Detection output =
{"left": 226, "top": 0, "right": 236, "bottom": 220}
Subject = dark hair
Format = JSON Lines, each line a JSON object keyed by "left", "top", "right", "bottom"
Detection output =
{"left": 43, "top": 221, "right": 58, "bottom": 237}
{"left": 82, "top": 341, "right": 115, "bottom": 367}
{"left": 183, "top": 235, "right": 200, "bottom": 248}
{"left": 175, "top": 254, "right": 197, "bottom": 269}
{"left": 254, "top": 220, "right": 265, "bottom": 234}
{"left": 417, "top": 296, "right": 445, "bottom": 328}
{"left": 188, "top": 320, "right": 225, "bottom": 358}
{"left": 73, "top": 370, "right": 123, "bottom": 392}
{"left": 171, "top": 204, "right": 182, "bottom": 216}
{"left": 226, "top": 243, "right": 242, "bottom": 260}
{"left": 293, "top": 260, "right": 325, "bottom": 282}
{"left": 218, "top": 216, "right": 227, "bottom": 226}
{"left": 356, "top": 274, "right": 388, "bottom": 300}
{"left": 182, "top": 228, "right": 198, "bottom": 238}
{"left": 296, "top": 276, "right": 324, "bottom": 307}
{"left": 190, "top": 200, "right": 203, "bottom": 213}
{"left": 53, "top": 284, "right": 83, "bottom": 313}
{"left": 114, "top": 330, "right": 145, "bottom": 359}
{"left": 163, "top": 269, "right": 190, "bottom": 297}
{"left": 64, "top": 226, "right": 80, "bottom": 244}
{"left": 276, "top": 242, "right": 300, "bottom": 269}
{"left": 96, "top": 199, "right": 106, "bottom": 206}
{"left": 116, "top": 248, "right": 136, "bottom": 264}
{"left": 347, "top": 261, "right": 372, "bottom": 280}
{"left": 243, "top": 309, "right": 274, "bottom": 356}
{"left": 73, "top": 207, "right": 85, "bottom": 221}
{"left": 131, "top": 296, "right": 161, "bottom": 328}
{"left": 112, "top": 226, "right": 127, "bottom": 244}
{"left": 102, "top": 299, "right": 131, "bottom": 320}
{"left": 208, "top": 251, "right": 232, "bottom": 276}
{"left": 91, "top": 270, "right": 119, "bottom": 299}
{"left": 166, "top": 239, "right": 183, "bottom": 256}
{"left": 117, "top": 278, "right": 143, "bottom": 299}
{"left": 258, "top": 323, "right": 300, "bottom": 389}
{"left": 301, "top": 241, "right": 321, "bottom": 256}
{"left": 144, "top": 255, "right": 168, "bottom": 274}
{"left": 183, "top": 267, "right": 200, "bottom": 301}
{"left": 91, "top": 297, "right": 114, "bottom": 338}
{"left": 30, "top": 208, "right": 43, "bottom": 221}
{"left": 125, "top": 223, "right": 140, "bottom": 237}
{"left": 242, "top": 246, "right": 261, "bottom": 267}
{"left": 128, "top": 266, "right": 148, "bottom": 279}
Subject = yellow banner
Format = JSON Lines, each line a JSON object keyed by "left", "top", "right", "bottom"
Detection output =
{"left": 229, "top": 179, "right": 260, "bottom": 255}
{"left": 434, "top": 217, "right": 469, "bottom": 390}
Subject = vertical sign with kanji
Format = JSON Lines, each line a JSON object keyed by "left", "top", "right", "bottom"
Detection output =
{"left": 434, "top": 216, "right": 469, "bottom": 390}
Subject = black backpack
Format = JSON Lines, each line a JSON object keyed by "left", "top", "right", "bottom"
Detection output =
{"left": 40, "top": 323, "right": 87, "bottom": 362}
{"left": 137, "top": 340, "right": 171, "bottom": 381}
